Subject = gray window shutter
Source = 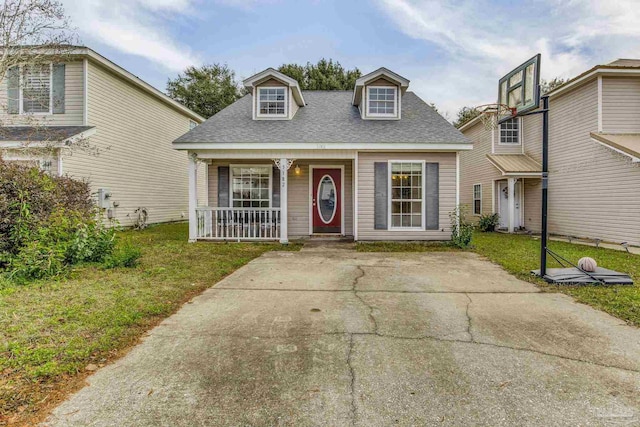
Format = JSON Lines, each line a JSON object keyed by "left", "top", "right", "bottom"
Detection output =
{"left": 374, "top": 162, "right": 388, "bottom": 230}
{"left": 272, "top": 167, "right": 280, "bottom": 208}
{"left": 425, "top": 163, "right": 439, "bottom": 230}
{"left": 218, "top": 166, "right": 230, "bottom": 207}
{"left": 52, "top": 64, "right": 65, "bottom": 114}
{"left": 7, "top": 67, "right": 19, "bottom": 114}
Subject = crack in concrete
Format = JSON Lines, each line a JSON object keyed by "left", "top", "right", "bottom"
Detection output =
{"left": 346, "top": 333, "right": 357, "bottom": 426}
{"left": 464, "top": 293, "right": 474, "bottom": 342}
{"left": 351, "top": 265, "right": 379, "bottom": 334}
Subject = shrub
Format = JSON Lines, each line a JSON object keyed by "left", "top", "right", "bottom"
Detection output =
{"left": 0, "top": 160, "right": 116, "bottom": 282}
{"left": 103, "top": 244, "right": 142, "bottom": 269}
{"left": 478, "top": 213, "right": 500, "bottom": 232}
{"left": 449, "top": 206, "right": 474, "bottom": 249}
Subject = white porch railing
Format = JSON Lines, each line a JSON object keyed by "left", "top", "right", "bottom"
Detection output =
{"left": 196, "top": 207, "right": 281, "bottom": 240}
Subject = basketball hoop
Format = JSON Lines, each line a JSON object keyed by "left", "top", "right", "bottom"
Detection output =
{"left": 475, "top": 103, "right": 517, "bottom": 130}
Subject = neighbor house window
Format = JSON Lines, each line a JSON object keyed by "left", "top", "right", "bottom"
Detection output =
{"left": 22, "top": 64, "right": 52, "bottom": 114}
{"left": 258, "top": 87, "right": 286, "bottom": 116}
{"left": 231, "top": 165, "right": 271, "bottom": 208}
{"left": 390, "top": 161, "right": 423, "bottom": 228}
{"left": 499, "top": 117, "right": 520, "bottom": 144}
{"left": 473, "top": 184, "right": 482, "bottom": 215}
{"left": 367, "top": 86, "right": 396, "bottom": 116}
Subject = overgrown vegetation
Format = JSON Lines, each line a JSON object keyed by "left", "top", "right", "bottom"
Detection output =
{"left": 0, "top": 161, "right": 124, "bottom": 283}
{"left": 478, "top": 213, "right": 500, "bottom": 232}
{"left": 0, "top": 223, "right": 300, "bottom": 424}
{"left": 449, "top": 206, "right": 474, "bottom": 248}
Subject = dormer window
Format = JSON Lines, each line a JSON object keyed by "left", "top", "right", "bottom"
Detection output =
{"left": 367, "top": 86, "right": 397, "bottom": 117}
{"left": 258, "top": 87, "right": 287, "bottom": 117}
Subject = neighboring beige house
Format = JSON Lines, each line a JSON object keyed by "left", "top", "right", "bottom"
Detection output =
{"left": 459, "top": 59, "right": 640, "bottom": 247}
{"left": 172, "top": 67, "right": 472, "bottom": 242}
{"left": 0, "top": 46, "right": 206, "bottom": 226}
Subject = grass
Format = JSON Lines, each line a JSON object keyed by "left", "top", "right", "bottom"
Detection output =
{"left": 0, "top": 223, "right": 299, "bottom": 425}
{"left": 473, "top": 232, "right": 640, "bottom": 327}
{"left": 357, "top": 232, "right": 640, "bottom": 327}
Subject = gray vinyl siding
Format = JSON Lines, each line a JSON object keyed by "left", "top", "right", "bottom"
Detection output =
{"left": 459, "top": 121, "right": 502, "bottom": 221}
{"left": 601, "top": 76, "right": 640, "bottom": 133}
{"left": 546, "top": 79, "right": 640, "bottom": 246}
{"left": 62, "top": 60, "right": 205, "bottom": 227}
{"left": 523, "top": 113, "right": 542, "bottom": 163}
{"left": 208, "top": 159, "right": 354, "bottom": 238}
{"left": 523, "top": 179, "right": 541, "bottom": 232}
{"left": 0, "top": 60, "right": 84, "bottom": 126}
{"left": 357, "top": 152, "right": 455, "bottom": 241}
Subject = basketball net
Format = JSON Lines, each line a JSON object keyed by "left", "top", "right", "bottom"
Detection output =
{"left": 476, "top": 104, "right": 517, "bottom": 130}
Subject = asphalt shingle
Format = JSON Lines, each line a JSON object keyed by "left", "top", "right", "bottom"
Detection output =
{"left": 174, "top": 91, "right": 468, "bottom": 144}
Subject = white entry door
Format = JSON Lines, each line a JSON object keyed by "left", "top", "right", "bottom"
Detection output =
{"left": 498, "top": 180, "right": 521, "bottom": 229}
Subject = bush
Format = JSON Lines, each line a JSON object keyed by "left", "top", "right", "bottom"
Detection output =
{"left": 0, "top": 160, "right": 116, "bottom": 283}
{"left": 449, "top": 206, "right": 474, "bottom": 249}
{"left": 103, "top": 244, "right": 142, "bottom": 269}
{"left": 478, "top": 213, "right": 500, "bottom": 232}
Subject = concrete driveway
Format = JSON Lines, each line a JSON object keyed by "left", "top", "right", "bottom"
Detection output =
{"left": 45, "top": 246, "right": 640, "bottom": 426}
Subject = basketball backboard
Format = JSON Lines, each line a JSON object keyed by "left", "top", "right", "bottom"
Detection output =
{"left": 498, "top": 54, "right": 541, "bottom": 122}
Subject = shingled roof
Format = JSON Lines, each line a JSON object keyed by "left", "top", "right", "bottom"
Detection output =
{"left": 174, "top": 91, "right": 468, "bottom": 145}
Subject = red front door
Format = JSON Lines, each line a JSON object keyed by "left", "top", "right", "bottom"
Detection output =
{"left": 312, "top": 168, "right": 341, "bottom": 234}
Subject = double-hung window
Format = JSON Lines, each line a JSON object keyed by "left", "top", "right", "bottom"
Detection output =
{"left": 473, "top": 184, "right": 482, "bottom": 215}
{"left": 367, "top": 86, "right": 396, "bottom": 116}
{"left": 258, "top": 87, "right": 286, "bottom": 117}
{"left": 22, "top": 64, "right": 52, "bottom": 114}
{"left": 390, "top": 161, "right": 423, "bottom": 228}
{"left": 231, "top": 166, "right": 271, "bottom": 208}
{"left": 499, "top": 117, "right": 520, "bottom": 144}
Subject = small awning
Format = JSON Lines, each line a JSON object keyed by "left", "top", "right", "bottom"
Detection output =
{"left": 0, "top": 126, "right": 96, "bottom": 148}
{"left": 591, "top": 132, "right": 640, "bottom": 162}
{"left": 486, "top": 154, "right": 542, "bottom": 176}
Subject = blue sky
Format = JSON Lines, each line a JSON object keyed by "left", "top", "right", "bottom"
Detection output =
{"left": 61, "top": 0, "right": 640, "bottom": 119}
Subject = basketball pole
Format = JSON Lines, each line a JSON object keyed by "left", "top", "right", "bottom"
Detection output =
{"left": 540, "top": 95, "right": 550, "bottom": 278}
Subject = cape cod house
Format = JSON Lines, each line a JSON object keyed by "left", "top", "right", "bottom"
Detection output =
{"left": 173, "top": 67, "right": 471, "bottom": 243}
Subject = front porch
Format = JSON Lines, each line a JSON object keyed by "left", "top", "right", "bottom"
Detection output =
{"left": 188, "top": 153, "right": 354, "bottom": 243}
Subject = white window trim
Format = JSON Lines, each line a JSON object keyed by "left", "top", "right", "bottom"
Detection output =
{"left": 387, "top": 159, "right": 426, "bottom": 231}
{"left": 473, "top": 183, "right": 482, "bottom": 215}
{"left": 19, "top": 63, "right": 53, "bottom": 116}
{"left": 498, "top": 116, "right": 522, "bottom": 145}
{"left": 228, "top": 164, "right": 273, "bottom": 208}
{"left": 366, "top": 85, "right": 398, "bottom": 118}
{"left": 256, "top": 86, "right": 288, "bottom": 118}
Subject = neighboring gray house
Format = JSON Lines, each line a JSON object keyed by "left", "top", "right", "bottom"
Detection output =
{"left": 0, "top": 46, "right": 206, "bottom": 227}
{"left": 459, "top": 59, "right": 640, "bottom": 247}
{"left": 173, "top": 67, "right": 472, "bottom": 242}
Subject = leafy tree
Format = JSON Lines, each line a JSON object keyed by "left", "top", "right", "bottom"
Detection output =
{"left": 453, "top": 106, "right": 481, "bottom": 128}
{"left": 167, "top": 64, "right": 245, "bottom": 119}
{"left": 540, "top": 77, "right": 567, "bottom": 95}
{"left": 277, "top": 59, "right": 361, "bottom": 90}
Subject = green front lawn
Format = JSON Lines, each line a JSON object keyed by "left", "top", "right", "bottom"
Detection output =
{"left": 473, "top": 232, "right": 640, "bottom": 327}
{"left": 358, "top": 232, "right": 640, "bottom": 328}
{"left": 0, "top": 223, "right": 299, "bottom": 425}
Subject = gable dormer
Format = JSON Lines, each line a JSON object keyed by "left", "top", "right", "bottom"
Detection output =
{"left": 243, "top": 68, "right": 305, "bottom": 120}
{"left": 352, "top": 67, "right": 409, "bottom": 120}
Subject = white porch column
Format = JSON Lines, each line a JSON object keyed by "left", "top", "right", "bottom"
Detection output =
{"left": 507, "top": 177, "right": 516, "bottom": 233}
{"left": 274, "top": 158, "right": 295, "bottom": 244}
{"left": 188, "top": 152, "right": 198, "bottom": 242}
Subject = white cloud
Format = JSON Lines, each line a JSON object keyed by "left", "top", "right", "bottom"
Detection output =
{"left": 376, "top": 0, "right": 640, "bottom": 119}
{"left": 61, "top": 0, "right": 201, "bottom": 72}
